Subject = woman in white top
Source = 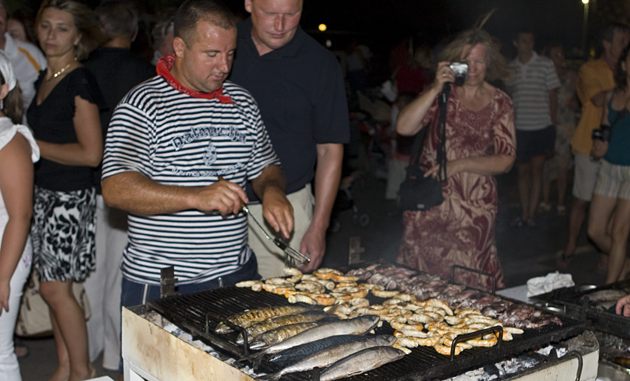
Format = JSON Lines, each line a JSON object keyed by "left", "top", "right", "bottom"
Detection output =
{"left": 0, "top": 50, "right": 39, "bottom": 381}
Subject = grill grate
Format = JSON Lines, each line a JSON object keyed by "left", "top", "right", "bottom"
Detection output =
{"left": 532, "top": 279, "right": 630, "bottom": 339}
{"left": 148, "top": 287, "right": 585, "bottom": 380}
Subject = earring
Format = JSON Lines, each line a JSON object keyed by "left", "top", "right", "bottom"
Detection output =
{"left": 0, "top": 99, "right": 4, "bottom": 110}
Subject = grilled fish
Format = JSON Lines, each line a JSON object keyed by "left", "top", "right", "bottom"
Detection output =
{"left": 580, "top": 289, "right": 626, "bottom": 311}
{"left": 250, "top": 321, "right": 321, "bottom": 349}
{"left": 320, "top": 346, "right": 406, "bottom": 381}
{"left": 236, "top": 311, "right": 330, "bottom": 344}
{"left": 271, "top": 335, "right": 397, "bottom": 379}
{"left": 266, "top": 335, "right": 365, "bottom": 368}
{"left": 261, "top": 315, "right": 380, "bottom": 354}
{"left": 214, "top": 305, "right": 313, "bottom": 334}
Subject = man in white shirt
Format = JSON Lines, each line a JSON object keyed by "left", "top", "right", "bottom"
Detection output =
{"left": 0, "top": 2, "right": 46, "bottom": 108}
{"left": 508, "top": 30, "right": 560, "bottom": 227}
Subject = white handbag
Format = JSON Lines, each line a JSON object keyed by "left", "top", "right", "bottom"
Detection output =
{"left": 15, "top": 272, "right": 91, "bottom": 337}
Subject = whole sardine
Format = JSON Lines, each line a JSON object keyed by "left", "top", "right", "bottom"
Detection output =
{"left": 261, "top": 315, "right": 380, "bottom": 355}
{"left": 267, "top": 335, "right": 364, "bottom": 368}
{"left": 236, "top": 311, "right": 329, "bottom": 344}
{"left": 320, "top": 346, "right": 406, "bottom": 381}
{"left": 250, "top": 321, "right": 321, "bottom": 349}
{"left": 271, "top": 335, "right": 397, "bottom": 379}
{"left": 214, "top": 305, "right": 313, "bottom": 334}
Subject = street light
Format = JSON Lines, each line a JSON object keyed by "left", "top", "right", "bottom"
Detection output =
{"left": 582, "top": 0, "right": 589, "bottom": 57}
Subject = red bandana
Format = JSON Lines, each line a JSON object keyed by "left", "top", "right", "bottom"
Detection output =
{"left": 156, "top": 55, "right": 233, "bottom": 104}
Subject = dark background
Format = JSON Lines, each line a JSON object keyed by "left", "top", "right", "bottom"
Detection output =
{"left": 7, "top": 0, "right": 630, "bottom": 77}
{"left": 8, "top": 0, "right": 629, "bottom": 49}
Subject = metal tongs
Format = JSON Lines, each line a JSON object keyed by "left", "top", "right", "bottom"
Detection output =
{"left": 242, "top": 205, "right": 310, "bottom": 265}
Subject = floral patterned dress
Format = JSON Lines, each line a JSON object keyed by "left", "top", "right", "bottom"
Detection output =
{"left": 397, "top": 87, "right": 516, "bottom": 291}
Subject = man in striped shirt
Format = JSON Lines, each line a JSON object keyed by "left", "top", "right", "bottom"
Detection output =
{"left": 508, "top": 30, "right": 560, "bottom": 227}
{"left": 101, "top": 0, "right": 293, "bottom": 306}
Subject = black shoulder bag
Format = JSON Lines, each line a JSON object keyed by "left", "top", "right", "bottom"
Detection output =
{"left": 398, "top": 86, "right": 449, "bottom": 211}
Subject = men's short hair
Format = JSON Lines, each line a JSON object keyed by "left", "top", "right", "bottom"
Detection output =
{"left": 600, "top": 22, "right": 630, "bottom": 44}
{"left": 96, "top": 1, "right": 139, "bottom": 41}
{"left": 174, "top": 0, "right": 235, "bottom": 44}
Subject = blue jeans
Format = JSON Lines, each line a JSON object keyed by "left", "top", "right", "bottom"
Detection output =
{"left": 121, "top": 255, "right": 260, "bottom": 307}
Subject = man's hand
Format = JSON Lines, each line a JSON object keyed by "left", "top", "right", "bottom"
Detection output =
{"left": 261, "top": 188, "right": 293, "bottom": 240}
{"left": 298, "top": 224, "right": 326, "bottom": 272}
{"left": 193, "top": 178, "right": 248, "bottom": 216}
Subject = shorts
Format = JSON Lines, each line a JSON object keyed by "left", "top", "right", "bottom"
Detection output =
{"left": 31, "top": 186, "right": 96, "bottom": 282}
{"left": 516, "top": 125, "right": 556, "bottom": 163}
{"left": 572, "top": 153, "right": 601, "bottom": 201}
{"left": 594, "top": 160, "right": 630, "bottom": 200}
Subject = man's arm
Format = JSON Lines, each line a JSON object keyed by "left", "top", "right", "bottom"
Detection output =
{"left": 251, "top": 164, "right": 293, "bottom": 240}
{"left": 102, "top": 172, "right": 248, "bottom": 216}
{"left": 300, "top": 143, "right": 343, "bottom": 272}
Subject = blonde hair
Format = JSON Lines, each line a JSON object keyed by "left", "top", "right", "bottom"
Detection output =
{"left": 439, "top": 29, "right": 509, "bottom": 82}
{"left": 36, "top": 0, "right": 104, "bottom": 60}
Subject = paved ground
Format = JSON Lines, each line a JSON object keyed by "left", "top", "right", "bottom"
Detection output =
{"left": 17, "top": 167, "right": 607, "bottom": 380}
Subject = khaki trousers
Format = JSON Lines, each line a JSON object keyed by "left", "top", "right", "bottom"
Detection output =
{"left": 247, "top": 185, "right": 313, "bottom": 278}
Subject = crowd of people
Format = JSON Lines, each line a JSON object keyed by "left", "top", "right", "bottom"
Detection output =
{"left": 0, "top": 0, "right": 628, "bottom": 380}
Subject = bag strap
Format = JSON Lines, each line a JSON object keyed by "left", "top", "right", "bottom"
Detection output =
{"left": 436, "top": 86, "right": 449, "bottom": 182}
{"left": 406, "top": 85, "right": 450, "bottom": 180}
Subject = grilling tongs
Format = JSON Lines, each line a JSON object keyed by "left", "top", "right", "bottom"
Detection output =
{"left": 242, "top": 205, "right": 311, "bottom": 265}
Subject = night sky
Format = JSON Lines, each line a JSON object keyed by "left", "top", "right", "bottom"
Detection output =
{"left": 296, "top": 0, "right": 587, "bottom": 55}
{"left": 12, "top": 0, "right": 621, "bottom": 60}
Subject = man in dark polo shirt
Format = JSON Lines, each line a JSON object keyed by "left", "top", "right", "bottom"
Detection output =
{"left": 230, "top": 0, "right": 349, "bottom": 277}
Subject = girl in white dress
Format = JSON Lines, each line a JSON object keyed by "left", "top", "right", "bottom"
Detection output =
{"left": 0, "top": 50, "right": 39, "bottom": 381}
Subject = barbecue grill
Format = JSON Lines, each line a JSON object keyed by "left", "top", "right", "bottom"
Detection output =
{"left": 146, "top": 286, "right": 586, "bottom": 380}
{"left": 531, "top": 279, "right": 630, "bottom": 339}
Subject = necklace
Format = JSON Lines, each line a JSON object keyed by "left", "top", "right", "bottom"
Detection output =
{"left": 47, "top": 62, "right": 73, "bottom": 80}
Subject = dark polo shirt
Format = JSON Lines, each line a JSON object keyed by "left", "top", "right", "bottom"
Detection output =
{"left": 230, "top": 19, "right": 350, "bottom": 199}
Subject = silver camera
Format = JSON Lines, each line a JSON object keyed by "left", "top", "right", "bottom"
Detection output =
{"left": 449, "top": 62, "right": 468, "bottom": 86}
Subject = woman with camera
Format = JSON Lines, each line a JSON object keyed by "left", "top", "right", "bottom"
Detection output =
{"left": 587, "top": 43, "right": 630, "bottom": 284}
{"left": 396, "top": 29, "right": 516, "bottom": 291}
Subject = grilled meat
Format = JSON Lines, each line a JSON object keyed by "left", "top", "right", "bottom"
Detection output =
{"left": 348, "top": 263, "right": 562, "bottom": 329}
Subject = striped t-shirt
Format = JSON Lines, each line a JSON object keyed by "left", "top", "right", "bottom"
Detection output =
{"left": 102, "top": 77, "right": 280, "bottom": 285}
{"left": 508, "top": 53, "right": 560, "bottom": 131}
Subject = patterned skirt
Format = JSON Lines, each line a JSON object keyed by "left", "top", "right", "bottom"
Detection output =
{"left": 397, "top": 195, "right": 505, "bottom": 292}
{"left": 31, "top": 186, "right": 96, "bottom": 282}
